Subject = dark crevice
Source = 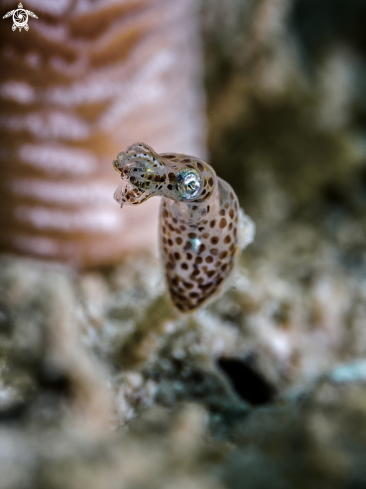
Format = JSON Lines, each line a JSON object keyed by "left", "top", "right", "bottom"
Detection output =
{"left": 0, "top": 402, "right": 28, "bottom": 423}
{"left": 36, "top": 366, "right": 73, "bottom": 397}
{"left": 217, "top": 358, "right": 276, "bottom": 406}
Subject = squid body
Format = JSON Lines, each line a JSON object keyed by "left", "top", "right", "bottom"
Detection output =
{"left": 113, "top": 143, "right": 254, "bottom": 312}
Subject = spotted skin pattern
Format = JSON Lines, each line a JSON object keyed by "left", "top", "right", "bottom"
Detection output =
{"left": 113, "top": 142, "right": 246, "bottom": 312}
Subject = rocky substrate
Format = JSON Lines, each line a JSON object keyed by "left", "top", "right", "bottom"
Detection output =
{"left": 0, "top": 244, "right": 365, "bottom": 488}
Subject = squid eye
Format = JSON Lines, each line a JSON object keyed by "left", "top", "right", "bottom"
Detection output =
{"left": 176, "top": 169, "right": 201, "bottom": 199}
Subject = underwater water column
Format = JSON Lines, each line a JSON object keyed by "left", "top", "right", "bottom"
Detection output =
{"left": 0, "top": 0, "right": 206, "bottom": 267}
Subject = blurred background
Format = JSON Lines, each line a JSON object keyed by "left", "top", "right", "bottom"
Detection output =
{"left": 0, "top": 0, "right": 366, "bottom": 488}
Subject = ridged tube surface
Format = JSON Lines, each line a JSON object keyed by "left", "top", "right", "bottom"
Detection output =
{"left": 0, "top": 0, "right": 206, "bottom": 267}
